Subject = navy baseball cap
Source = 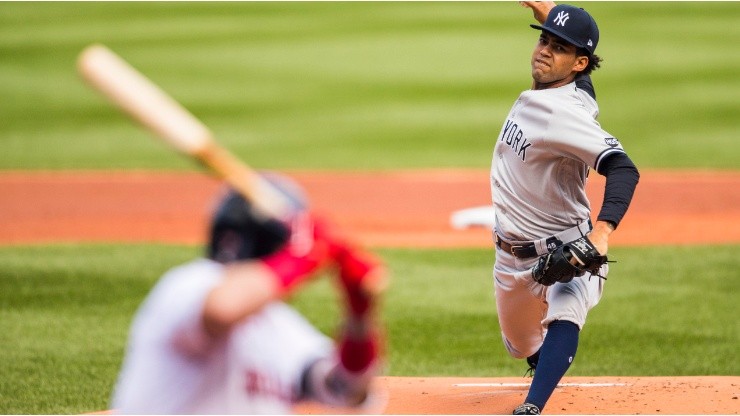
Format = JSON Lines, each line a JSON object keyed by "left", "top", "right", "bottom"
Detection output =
{"left": 530, "top": 4, "right": 599, "bottom": 55}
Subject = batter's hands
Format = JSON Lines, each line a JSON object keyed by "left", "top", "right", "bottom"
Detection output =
{"left": 260, "top": 212, "right": 336, "bottom": 294}
{"left": 520, "top": 1, "right": 556, "bottom": 24}
{"left": 315, "top": 221, "right": 387, "bottom": 318}
{"left": 334, "top": 245, "right": 387, "bottom": 318}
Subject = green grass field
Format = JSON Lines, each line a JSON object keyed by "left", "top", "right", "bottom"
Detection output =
{"left": 0, "top": 245, "right": 737, "bottom": 414}
{"left": 2, "top": 2, "right": 739, "bottom": 170}
{"left": 0, "top": 2, "right": 738, "bottom": 414}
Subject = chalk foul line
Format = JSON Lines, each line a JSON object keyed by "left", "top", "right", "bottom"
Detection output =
{"left": 453, "top": 382, "right": 629, "bottom": 388}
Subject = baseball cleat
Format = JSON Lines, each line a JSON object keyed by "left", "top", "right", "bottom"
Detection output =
{"left": 513, "top": 402, "right": 541, "bottom": 415}
{"left": 524, "top": 351, "right": 539, "bottom": 377}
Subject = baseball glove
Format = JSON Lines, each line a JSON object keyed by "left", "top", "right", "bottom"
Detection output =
{"left": 531, "top": 235, "right": 608, "bottom": 286}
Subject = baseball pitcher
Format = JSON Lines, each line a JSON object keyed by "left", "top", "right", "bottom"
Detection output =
{"left": 490, "top": 2, "right": 640, "bottom": 414}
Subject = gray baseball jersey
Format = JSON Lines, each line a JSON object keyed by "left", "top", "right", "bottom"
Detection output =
{"left": 490, "top": 81, "right": 624, "bottom": 242}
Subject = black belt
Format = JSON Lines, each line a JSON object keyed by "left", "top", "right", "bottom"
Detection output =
{"left": 494, "top": 220, "right": 592, "bottom": 259}
{"left": 495, "top": 236, "right": 539, "bottom": 259}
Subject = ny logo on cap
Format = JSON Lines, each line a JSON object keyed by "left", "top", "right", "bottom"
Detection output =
{"left": 554, "top": 11, "right": 570, "bottom": 26}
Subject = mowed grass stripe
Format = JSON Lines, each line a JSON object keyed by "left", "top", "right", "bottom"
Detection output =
{"left": 0, "top": 244, "right": 737, "bottom": 413}
{"left": 0, "top": 2, "right": 738, "bottom": 169}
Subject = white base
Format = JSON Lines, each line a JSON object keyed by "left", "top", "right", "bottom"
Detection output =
{"left": 449, "top": 205, "right": 496, "bottom": 230}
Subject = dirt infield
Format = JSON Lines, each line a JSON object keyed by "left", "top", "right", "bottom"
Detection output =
{"left": 296, "top": 376, "right": 739, "bottom": 415}
{"left": 2, "top": 169, "right": 738, "bottom": 415}
{"left": 1, "top": 169, "right": 739, "bottom": 248}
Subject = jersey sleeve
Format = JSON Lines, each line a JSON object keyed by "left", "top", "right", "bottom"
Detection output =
{"left": 137, "top": 260, "right": 224, "bottom": 356}
{"left": 544, "top": 103, "right": 625, "bottom": 171}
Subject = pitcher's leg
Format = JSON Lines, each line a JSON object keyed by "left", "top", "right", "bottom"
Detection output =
{"left": 517, "top": 274, "right": 605, "bottom": 413}
{"left": 494, "top": 271, "right": 548, "bottom": 359}
{"left": 523, "top": 320, "right": 579, "bottom": 411}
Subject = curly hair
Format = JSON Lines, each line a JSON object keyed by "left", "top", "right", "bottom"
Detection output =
{"left": 578, "top": 49, "right": 602, "bottom": 76}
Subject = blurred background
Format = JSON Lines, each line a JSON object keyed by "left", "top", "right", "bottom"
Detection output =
{"left": 2, "top": 2, "right": 738, "bottom": 171}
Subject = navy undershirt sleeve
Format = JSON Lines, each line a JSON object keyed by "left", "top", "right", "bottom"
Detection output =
{"left": 575, "top": 73, "right": 596, "bottom": 100}
{"left": 595, "top": 152, "right": 640, "bottom": 228}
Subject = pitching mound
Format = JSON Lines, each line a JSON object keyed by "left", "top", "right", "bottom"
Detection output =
{"left": 295, "top": 376, "right": 739, "bottom": 415}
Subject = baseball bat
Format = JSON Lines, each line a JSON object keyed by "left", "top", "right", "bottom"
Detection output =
{"left": 76, "top": 44, "right": 293, "bottom": 221}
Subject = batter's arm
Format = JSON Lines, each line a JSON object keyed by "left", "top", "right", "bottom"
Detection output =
{"left": 202, "top": 216, "right": 335, "bottom": 338}
{"left": 201, "top": 262, "right": 282, "bottom": 338}
{"left": 300, "top": 316, "right": 381, "bottom": 408}
{"left": 299, "top": 245, "right": 385, "bottom": 408}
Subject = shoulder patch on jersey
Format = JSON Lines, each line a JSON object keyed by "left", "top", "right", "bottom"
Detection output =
{"left": 604, "top": 137, "right": 620, "bottom": 147}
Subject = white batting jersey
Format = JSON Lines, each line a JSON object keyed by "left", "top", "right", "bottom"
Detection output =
{"left": 111, "top": 259, "right": 332, "bottom": 414}
{"left": 491, "top": 81, "right": 625, "bottom": 241}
